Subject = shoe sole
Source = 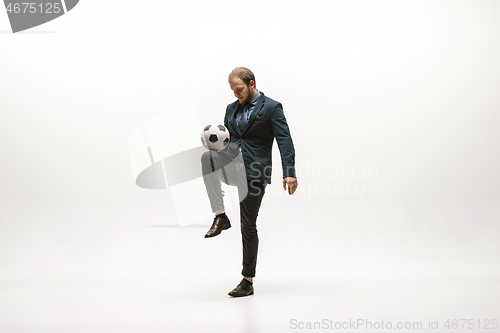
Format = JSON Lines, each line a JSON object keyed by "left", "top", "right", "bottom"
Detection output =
{"left": 228, "top": 291, "right": 254, "bottom": 297}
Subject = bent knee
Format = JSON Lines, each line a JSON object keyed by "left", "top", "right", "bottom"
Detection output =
{"left": 201, "top": 151, "right": 212, "bottom": 164}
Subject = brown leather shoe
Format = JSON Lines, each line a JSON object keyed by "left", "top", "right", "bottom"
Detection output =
{"left": 204, "top": 216, "right": 231, "bottom": 238}
{"left": 228, "top": 279, "right": 254, "bottom": 297}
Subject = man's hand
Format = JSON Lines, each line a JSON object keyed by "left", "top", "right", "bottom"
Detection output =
{"left": 283, "top": 177, "right": 298, "bottom": 195}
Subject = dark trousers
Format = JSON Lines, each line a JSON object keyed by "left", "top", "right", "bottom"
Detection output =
{"left": 201, "top": 150, "right": 267, "bottom": 278}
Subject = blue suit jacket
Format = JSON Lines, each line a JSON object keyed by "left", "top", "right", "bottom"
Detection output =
{"left": 223, "top": 91, "right": 296, "bottom": 184}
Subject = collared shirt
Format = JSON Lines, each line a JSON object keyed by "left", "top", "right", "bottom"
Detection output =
{"left": 236, "top": 91, "right": 260, "bottom": 153}
{"left": 236, "top": 91, "right": 260, "bottom": 127}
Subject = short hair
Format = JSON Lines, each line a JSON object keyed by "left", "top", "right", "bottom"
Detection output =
{"left": 228, "top": 67, "right": 256, "bottom": 87}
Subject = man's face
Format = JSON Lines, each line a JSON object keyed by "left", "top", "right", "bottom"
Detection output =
{"left": 229, "top": 77, "right": 255, "bottom": 105}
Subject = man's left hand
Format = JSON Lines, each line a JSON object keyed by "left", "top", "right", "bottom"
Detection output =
{"left": 283, "top": 177, "right": 298, "bottom": 195}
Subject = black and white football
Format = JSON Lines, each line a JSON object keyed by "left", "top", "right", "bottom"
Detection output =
{"left": 201, "top": 124, "right": 230, "bottom": 151}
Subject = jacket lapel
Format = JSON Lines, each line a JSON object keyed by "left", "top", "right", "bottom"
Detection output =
{"left": 241, "top": 92, "right": 265, "bottom": 134}
{"left": 229, "top": 102, "right": 242, "bottom": 136}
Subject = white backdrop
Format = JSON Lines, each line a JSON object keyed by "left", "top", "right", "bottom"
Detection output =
{"left": 1, "top": 0, "right": 499, "bottom": 283}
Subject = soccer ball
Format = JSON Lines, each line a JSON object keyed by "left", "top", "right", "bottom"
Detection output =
{"left": 201, "top": 124, "right": 230, "bottom": 151}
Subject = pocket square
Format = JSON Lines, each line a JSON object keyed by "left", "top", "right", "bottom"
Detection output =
{"left": 256, "top": 115, "right": 260, "bottom": 118}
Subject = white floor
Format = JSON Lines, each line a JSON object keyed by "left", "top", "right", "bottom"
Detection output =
{"left": 1, "top": 279, "right": 499, "bottom": 333}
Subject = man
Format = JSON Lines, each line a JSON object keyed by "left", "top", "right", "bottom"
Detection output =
{"left": 201, "top": 67, "right": 298, "bottom": 297}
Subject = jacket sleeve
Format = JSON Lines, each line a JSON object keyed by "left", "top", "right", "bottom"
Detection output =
{"left": 270, "top": 103, "right": 296, "bottom": 178}
{"left": 224, "top": 106, "right": 229, "bottom": 129}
